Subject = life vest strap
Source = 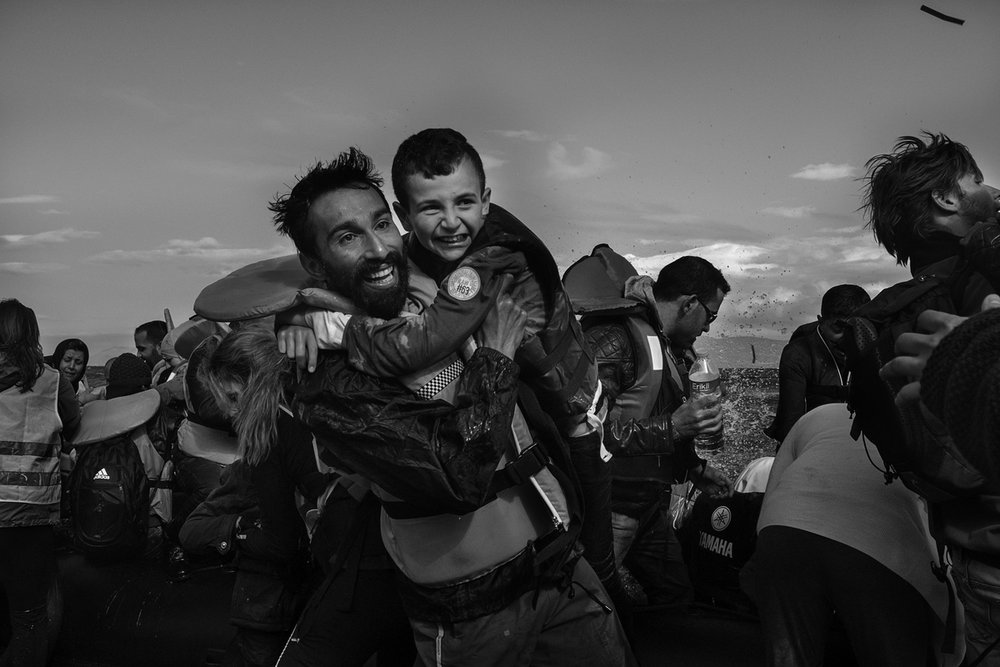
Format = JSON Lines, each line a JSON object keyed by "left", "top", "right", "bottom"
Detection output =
{"left": 488, "top": 444, "right": 549, "bottom": 497}
{"left": 524, "top": 323, "right": 577, "bottom": 378}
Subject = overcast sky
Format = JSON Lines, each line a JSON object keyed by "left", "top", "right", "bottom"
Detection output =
{"left": 4, "top": 0, "right": 1000, "bottom": 354}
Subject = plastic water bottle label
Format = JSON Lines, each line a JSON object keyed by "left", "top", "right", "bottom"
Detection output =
{"left": 689, "top": 377, "right": 721, "bottom": 396}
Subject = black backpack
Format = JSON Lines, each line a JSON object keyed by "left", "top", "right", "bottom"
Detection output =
{"left": 69, "top": 434, "right": 150, "bottom": 560}
{"left": 839, "top": 262, "right": 991, "bottom": 501}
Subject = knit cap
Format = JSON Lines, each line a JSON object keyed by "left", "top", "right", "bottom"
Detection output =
{"left": 920, "top": 307, "right": 1000, "bottom": 486}
{"left": 106, "top": 352, "right": 152, "bottom": 399}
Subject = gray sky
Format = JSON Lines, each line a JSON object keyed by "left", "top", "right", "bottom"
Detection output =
{"left": 4, "top": 0, "right": 999, "bottom": 353}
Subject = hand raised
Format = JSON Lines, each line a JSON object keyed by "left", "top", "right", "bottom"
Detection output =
{"left": 476, "top": 275, "right": 527, "bottom": 359}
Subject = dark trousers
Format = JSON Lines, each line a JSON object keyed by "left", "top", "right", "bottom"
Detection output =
{"left": 0, "top": 526, "right": 56, "bottom": 667}
{"left": 751, "top": 526, "right": 934, "bottom": 667}
{"left": 612, "top": 500, "right": 693, "bottom": 608}
{"left": 276, "top": 568, "right": 414, "bottom": 667}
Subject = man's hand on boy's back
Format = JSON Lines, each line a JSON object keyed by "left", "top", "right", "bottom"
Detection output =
{"left": 476, "top": 275, "right": 525, "bottom": 359}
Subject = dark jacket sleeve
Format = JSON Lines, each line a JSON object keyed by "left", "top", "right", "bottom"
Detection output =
{"left": 768, "top": 339, "right": 811, "bottom": 443}
{"left": 180, "top": 463, "right": 254, "bottom": 558}
{"left": 238, "top": 414, "right": 323, "bottom": 563}
{"left": 295, "top": 346, "right": 520, "bottom": 516}
{"left": 342, "top": 247, "right": 527, "bottom": 376}
{"left": 57, "top": 375, "right": 81, "bottom": 440}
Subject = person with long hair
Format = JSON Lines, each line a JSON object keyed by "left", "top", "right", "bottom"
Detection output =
{"left": 180, "top": 327, "right": 330, "bottom": 667}
{"left": 0, "top": 299, "right": 80, "bottom": 666}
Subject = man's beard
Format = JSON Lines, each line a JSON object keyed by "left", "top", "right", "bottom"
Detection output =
{"left": 325, "top": 249, "right": 410, "bottom": 319}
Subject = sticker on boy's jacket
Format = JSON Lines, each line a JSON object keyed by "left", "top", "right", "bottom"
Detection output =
{"left": 446, "top": 267, "right": 481, "bottom": 301}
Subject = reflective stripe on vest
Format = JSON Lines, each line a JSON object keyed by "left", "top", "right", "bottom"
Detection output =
{"left": 0, "top": 367, "right": 62, "bottom": 514}
{"left": 608, "top": 316, "right": 685, "bottom": 481}
{"left": 609, "top": 317, "right": 665, "bottom": 421}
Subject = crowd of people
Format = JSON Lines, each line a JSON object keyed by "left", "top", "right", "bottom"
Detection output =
{"left": 1, "top": 128, "right": 998, "bottom": 667}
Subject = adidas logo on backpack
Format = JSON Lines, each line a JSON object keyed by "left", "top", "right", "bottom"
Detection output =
{"left": 93, "top": 468, "right": 111, "bottom": 481}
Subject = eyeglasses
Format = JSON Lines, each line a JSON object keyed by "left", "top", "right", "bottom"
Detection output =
{"left": 695, "top": 297, "right": 718, "bottom": 324}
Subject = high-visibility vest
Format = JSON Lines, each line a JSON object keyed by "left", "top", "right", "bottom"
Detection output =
{"left": 0, "top": 367, "right": 63, "bottom": 527}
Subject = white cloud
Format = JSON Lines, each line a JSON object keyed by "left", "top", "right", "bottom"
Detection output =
{"left": 546, "top": 143, "right": 613, "bottom": 181}
{"left": 493, "top": 130, "right": 549, "bottom": 142}
{"left": 39, "top": 209, "right": 69, "bottom": 216}
{"left": 761, "top": 205, "right": 816, "bottom": 219}
{"left": 87, "top": 238, "right": 292, "bottom": 265}
{"left": 791, "top": 163, "right": 857, "bottom": 181}
{"left": 641, "top": 211, "right": 705, "bottom": 225}
{"left": 105, "top": 88, "right": 170, "bottom": 117}
{"left": 0, "top": 195, "right": 59, "bottom": 205}
{"left": 0, "top": 262, "right": 68, "bottom": 274}
{"left": 479, "top": 153, "right": 507, "bottom": 170}
{"left": 0, "top": 228, "right": 100, "bottom": 247}
{"left": 165, "top": 157, "right": 295, "bottom": 182}
{"left": 618, "top": 232, "right": 908, "bottom": 339}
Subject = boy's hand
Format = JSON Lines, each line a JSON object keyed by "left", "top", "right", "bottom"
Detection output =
{"left": 477, "top": 275, "right": 527, "bottom": 359}
{"left": 671, "top": 393, "right": 722, "bottom": 440}
{"left": 277, "top": 324, "right": 319, "bottom": 373}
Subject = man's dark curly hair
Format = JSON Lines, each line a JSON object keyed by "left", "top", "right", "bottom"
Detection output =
{"left": 859, "top": 132, "right": 981, "bottom": 267}
{"left": 653, "top": 256, "right": 730, "bottom": 303}
{"left": 269, "top": 147, "right": 390, "bottom": 257}
{"left": 391, "top": 128, "right": 486, "bottom": 211}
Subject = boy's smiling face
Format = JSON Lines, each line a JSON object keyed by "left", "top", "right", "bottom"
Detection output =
{"left": 394, "top": 157, "right": 490, "bottom": 263}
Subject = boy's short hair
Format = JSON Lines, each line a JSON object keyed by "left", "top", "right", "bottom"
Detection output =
{"left": 820, "top": 284, "right": 871, "bottom": 319}
{"left": 652, "top": 256, "right": 730, "bottom": 303}
{"left": 860, "top": 132, "right": 982, "bottom": 266}
{"left": 134, "top": 320, "right": 168, "bottom": 343}
{"left": 269, "top": 147, "right": 389, "bottom": 258}
{"left": 391, "top": 128, "right": 486, "bottom": 210}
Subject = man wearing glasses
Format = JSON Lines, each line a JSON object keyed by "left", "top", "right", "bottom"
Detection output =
{"left": 568, "top": 250, "right": 732, "bottom": 615}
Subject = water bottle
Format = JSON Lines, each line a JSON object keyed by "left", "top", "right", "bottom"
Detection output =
{"left": 689, "top": 353, "right": 723, "bottom": 456}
